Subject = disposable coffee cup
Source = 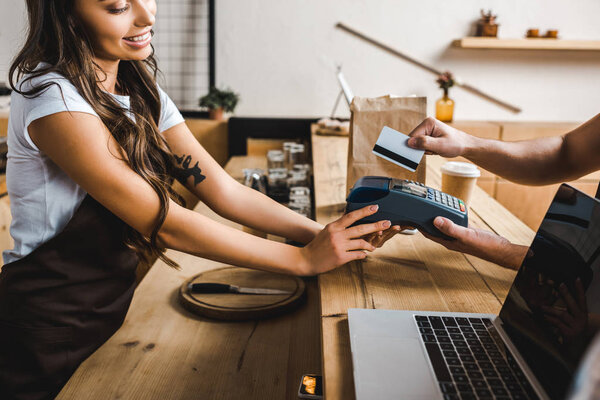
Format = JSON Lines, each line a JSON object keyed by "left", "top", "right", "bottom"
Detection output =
{"left": 441, "top": 161, "right": 480, "bottom": 206}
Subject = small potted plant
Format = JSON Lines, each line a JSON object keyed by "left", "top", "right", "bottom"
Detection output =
{"left": 435, "top": 71, "right": 455, "bottom": 122}
{"left": 199, "top": 87, "right": 240, "bottom": 120}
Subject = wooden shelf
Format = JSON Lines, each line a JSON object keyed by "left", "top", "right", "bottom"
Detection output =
{"left": 452, "top": 37, "right": 600, "bottom": 51}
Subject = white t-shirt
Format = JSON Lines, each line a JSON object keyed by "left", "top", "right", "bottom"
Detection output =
{"left": 3, "top": 70, "right": 185, "bottom": 264}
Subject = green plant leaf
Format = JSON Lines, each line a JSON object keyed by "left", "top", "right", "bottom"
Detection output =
{"left": 199, "top": 87, "right": 240, "bottom": 113}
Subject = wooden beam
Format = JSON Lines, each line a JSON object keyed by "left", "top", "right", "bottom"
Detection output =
{"left": 335, "top": 23, "right": 522, "bottom": 114}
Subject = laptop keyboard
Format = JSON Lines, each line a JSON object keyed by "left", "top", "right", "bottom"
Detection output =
{"left": 414, "top": 315, "right": 539, "bottom": 400}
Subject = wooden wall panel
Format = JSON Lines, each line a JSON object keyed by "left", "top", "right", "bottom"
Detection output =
{"left": 500, "top": 121, "right": 581, "bottom": 141}
{"left": 496, "top": 180, "right": 598, "bottom": 230}
{"left": 184, "top": 119, "right": 228, "bottom": 166}
{"left": 495, "top": 181, "right": 560, "bottom": 230}
{"left": 448, "top": 121, "right": 501, "bottom": 140}
{"left": 246, "top": 138, "right": 288, "bottom": 157}
{"left": 476, "top": 180, "right": 496, "bottom": 197}
{"left": 0, "top": 117, "right": 7, "bottom": 137}
{"left": 569, "top": 181, "right": 600, "bottom": 197}
{"left": 0, "top": 196, "right": 12, "bottom": 271}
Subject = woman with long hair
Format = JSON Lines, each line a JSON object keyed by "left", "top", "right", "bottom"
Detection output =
{"left": 0, "top": 1, "right": 399, "bottom": 398}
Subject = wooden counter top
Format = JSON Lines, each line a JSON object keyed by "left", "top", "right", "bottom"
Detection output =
{"left": 311, "top": 132, "right": 535, "bottom": 400}
{"left": 56, "top": 131, "right": 534, "bottom": 399}
{"left": 57, "top": 158, "right": 321, "bottom": 400}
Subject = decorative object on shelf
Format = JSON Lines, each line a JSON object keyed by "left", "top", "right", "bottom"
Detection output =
{"left": 198, "top": 87, "right": 240, "bottom": 120}
{"left": 475, "top": 9, "right": 498, "bottom": 37}
{"left": 526, "top": 28, "right": 559, "bottom": 39}
{"left": 435, "top": 71, "right": 455, "bottom": 123}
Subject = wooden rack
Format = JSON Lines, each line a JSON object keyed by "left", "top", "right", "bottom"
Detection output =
{"left": 453, "top": 37, "right": 600, "bottom": 51}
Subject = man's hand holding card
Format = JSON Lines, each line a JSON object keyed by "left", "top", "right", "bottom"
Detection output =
{"left": 372, "top": 126, "right": 425, "bottom": 172}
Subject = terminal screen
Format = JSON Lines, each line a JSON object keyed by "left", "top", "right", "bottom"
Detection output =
{"left": 397, "top": 181, "right": 427, "bottom": 198}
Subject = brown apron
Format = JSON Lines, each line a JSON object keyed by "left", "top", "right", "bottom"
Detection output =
{"left": 0, "top": 195, "right": 139, "bottom": 400}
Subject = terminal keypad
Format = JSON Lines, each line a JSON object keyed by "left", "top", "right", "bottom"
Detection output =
{"left": 426, "top": 186, "right": 465, "bottom": 213}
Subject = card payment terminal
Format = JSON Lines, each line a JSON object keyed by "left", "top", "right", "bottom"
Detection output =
{"left": 345, "top": 176, "right": 468, "bottom": 240}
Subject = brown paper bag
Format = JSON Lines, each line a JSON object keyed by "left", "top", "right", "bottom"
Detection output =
{"left": 347, "top": 95, "right": 427, "bottom": 193}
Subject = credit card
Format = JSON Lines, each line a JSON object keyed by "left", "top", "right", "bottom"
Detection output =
{"left": 372, "top": 126, "right": 425, "bottom": 172}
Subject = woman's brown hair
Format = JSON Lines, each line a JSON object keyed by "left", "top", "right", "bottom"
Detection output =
{"left": 9, "top": 0, "right": 184, "bottom": 268}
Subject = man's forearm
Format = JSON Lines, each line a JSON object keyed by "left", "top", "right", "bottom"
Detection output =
{"left": 495, "top": 243, "right": 529, "bottom": 270}
{"left": 461, "top": 114, "right": 600, "bottom": 185}
{"left": 463, "top": 135, "right": 566, "bottom": 186}
{"left": 475, "top": 237, "right": 528, "bottom": 270}
{"left": 462, "top": 226, "right": 529, "bottom": 269}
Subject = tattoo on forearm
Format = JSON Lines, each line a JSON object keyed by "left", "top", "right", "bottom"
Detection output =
{"left": 173, "top": 154, "right": 206, "bottom": 186}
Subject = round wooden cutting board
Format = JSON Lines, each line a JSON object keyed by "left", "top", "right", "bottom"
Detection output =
{"left": 179, "top": 266, "right": 306, "bottom": 321}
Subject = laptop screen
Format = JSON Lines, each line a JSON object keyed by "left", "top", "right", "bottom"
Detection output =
{"left": 499, "top": 184, "right": 600, "bottom": 399}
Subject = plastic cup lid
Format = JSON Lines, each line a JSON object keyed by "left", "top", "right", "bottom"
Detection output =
{"left": 441, "top": 161, "right": 481, "bottom": 178}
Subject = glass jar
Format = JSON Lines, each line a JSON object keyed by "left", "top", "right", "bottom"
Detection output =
{"left": 283, "top": 142, "right": 295, "bottom": 171}
{"left": 288, "top": 201, "right": 311, "bottom": 219}
{"left": 287, "top": 169, "right": 309, "bottom": 188}
{"left": 293, "top": 163, "right": 312, "bottom": 175}
{"left": 289, "top": 144, "right": 305, "bottom": 167}
{"left": 289, "top": 186, "right": 311, "bottom": 203}
{"left": 242, "top": 168, "right": 267, "bottom": 194}
{"left": 288, "top": 185, "right": 311, "bottom": 219}
{"left": 267, "top": 168, "right": 289, "bottom": 202}
{"left": 267, "top": 150, "right": 285, "bottom": 170}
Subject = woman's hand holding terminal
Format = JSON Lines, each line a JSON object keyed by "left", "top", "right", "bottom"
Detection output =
{"left": 300, "top": 205, "right": 391, "bottom": 275}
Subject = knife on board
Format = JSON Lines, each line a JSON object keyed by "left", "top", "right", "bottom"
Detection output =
{"left": 188, "top": 282, "right": 293, "bottom": 295}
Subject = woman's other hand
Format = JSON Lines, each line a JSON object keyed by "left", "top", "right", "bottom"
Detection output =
{"left": 407, "top": 117, "right": 473, "bottom": 158}
{"left": 300, "top": 205, "right": 391, "bottom": 275}
{"left": 421, "top": 216, "right": 527, "bottom": 270}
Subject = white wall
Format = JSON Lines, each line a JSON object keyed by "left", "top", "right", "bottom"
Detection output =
{"left": 0, "top": 1, "right": 26, "bottom": 88}
{"left": 216, "top": 0, "right": 600, "bottom": 122}
{"left": 1, "top": 1, "right": 599, "bottom": 122}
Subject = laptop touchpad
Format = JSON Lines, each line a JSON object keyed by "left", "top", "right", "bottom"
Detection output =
{"left": 352, "top": 336, "right": 439, "bottom": 399}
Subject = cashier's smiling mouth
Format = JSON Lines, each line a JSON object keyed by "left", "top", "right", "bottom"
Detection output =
{"left": 122, "top": 30, "right": 153, "bottom": 49}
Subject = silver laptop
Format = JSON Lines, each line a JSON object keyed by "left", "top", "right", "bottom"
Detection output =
{"left": 349, "top": 184, "right": 600, "bottom": 400}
